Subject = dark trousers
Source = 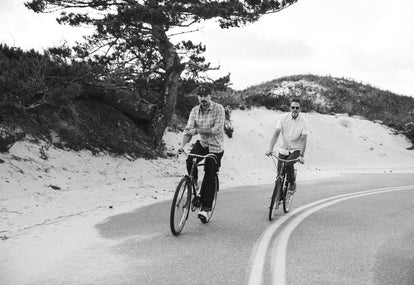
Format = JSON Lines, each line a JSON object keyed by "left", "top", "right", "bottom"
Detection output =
{"left": 278, "top": 150, "right": 300, "bottom": 184}
{"left": 186, "top": 141, "right": 223, "bottom": 211}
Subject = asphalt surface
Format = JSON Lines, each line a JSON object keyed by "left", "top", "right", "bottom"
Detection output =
{"left": 30, "top": 173, "right": 414, "bottom": 284}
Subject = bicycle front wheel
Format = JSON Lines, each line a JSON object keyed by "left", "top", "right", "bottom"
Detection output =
{"left": 269, "top": 179, "right": 282, "bottom": 221}
{"left": 283, "top": 186, "right": 294, "bottom": 213}
{"left": 170, "top": 176, "right": 192, "bottom": 235}
{"left": 204, "top": 174, "right": 219, "bottom": 223}
{"left": 283, "top": 172, "right": 296, "bottom": 213}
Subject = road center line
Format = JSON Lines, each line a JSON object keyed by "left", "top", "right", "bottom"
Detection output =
{"left": 248, "top": 185, "right": 414, "bottom": 285}
{"left": 272, "top": 185, "right": 414, "bottom": 285}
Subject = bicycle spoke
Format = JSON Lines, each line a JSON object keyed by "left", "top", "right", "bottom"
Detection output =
{"left": 170, "top": 177, "right": 191, "bottom": 235}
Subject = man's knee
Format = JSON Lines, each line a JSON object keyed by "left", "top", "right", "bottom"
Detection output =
{"left": 205, "top": 158, "right": 217, "bottom": 172}
{"left": 286, "top": 165, "right": 294, "bottom": 174}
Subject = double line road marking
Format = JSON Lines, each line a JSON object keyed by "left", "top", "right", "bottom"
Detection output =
{"left": 248, "top": 185, "right": 414, "bottom": 285}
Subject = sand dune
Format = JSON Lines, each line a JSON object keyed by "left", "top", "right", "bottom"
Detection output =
{"left": 1, "top": 108, "right": 414, "bottom": 233}
{"left": 166, "top": 108, "right": 414, "bottom": 189}
{"left": 1, "top": 108, "right": 414, "bottom": 284}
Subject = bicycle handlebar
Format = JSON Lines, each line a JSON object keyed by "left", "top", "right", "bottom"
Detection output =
{"left": 189, "top": 153, "right": 217, "bottom": 159}
{"left": 268, "top": 152, "right": 300, "bottom": 163}
{"left": 177, "top": 149, "right": 218, "bottom": 164}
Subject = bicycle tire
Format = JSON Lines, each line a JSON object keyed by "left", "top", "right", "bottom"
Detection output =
{"left": 283, "top": 183, "right": 294, "bottom": 213}
{"left": 269, "top": 179, "right": 282, "bottom": 221}
{"left": 204, "top": 174, "right": 219, "bottom": 223}
{"left": 170, "top": 176, "right": 191, "bottom": 235}
{"left": 283, "top": 170, "right": 297, "bottom": 213}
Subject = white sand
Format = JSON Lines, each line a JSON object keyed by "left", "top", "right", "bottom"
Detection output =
{"left": 1, "top": 108, "right": 414, "bottom": 284}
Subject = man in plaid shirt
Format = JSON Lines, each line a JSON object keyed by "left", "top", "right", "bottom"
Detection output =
{"left": 178, "top": 85, "right": 225, "bottom": 223}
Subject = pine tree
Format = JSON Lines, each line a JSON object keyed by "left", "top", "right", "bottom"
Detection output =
{"left": 26, "top": 0, "right": 298, "bottom": 147}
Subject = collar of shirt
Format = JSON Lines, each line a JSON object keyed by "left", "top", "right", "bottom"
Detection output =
{"left": 199, "top": 103, "right": 213, "bottom": 113}
{"left": 290, "top": 113, "right": 301, "bottom": 120}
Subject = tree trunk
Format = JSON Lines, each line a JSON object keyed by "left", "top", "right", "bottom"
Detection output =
{"left": 151, "top": 25, "right": 185, "bottom": 148}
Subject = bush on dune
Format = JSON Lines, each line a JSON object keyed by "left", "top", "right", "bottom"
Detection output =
{"left": 236, "top": 75, "right": 414, "bottom": 148}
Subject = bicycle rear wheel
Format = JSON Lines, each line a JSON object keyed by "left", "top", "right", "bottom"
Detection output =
{"left": 170, "top": 176, "right": 191, "bottom": 235}
{"left": 204, "top": 174, "right": 219, "bottom": 223}
{"left": 269, "top": 179, "right": 282, "bottom": 221}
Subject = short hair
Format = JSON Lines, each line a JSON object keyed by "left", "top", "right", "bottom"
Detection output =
{"left": 197, "top": 85, "right": 212, "bottom": 96}
{"left": 291, "top": 98, "right": 301, "bottom": 106}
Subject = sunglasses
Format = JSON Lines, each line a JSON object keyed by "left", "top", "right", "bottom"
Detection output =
{"left": 291, "top": 106, "right": 300, "bottom": 110}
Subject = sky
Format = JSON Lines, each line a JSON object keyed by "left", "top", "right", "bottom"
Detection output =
{"left": 1, "top": 0, "right": 414, "bottom": 97}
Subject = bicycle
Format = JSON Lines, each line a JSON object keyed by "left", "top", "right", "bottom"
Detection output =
{"left": 268, "top": 152, "right": 300, "bottom": 221}
{"left": 170, "top": 151, "right": 219, "bottom": 236}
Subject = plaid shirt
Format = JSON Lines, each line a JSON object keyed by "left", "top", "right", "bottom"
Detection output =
{"left": 185, "top": 101, "right": 225, "bottom": 153}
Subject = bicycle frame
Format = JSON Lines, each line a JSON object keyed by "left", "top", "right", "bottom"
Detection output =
{"left": 268, "top": 152, "right": 300, "bottom": 219}
{"left": 270, "top": 153, "right": 299, "bottom": 194}
{"left": 187, "top": 153, "right": 218, "bottom": 196}
{"left": 170, "top": 151, "right": 219, "bottom": 235}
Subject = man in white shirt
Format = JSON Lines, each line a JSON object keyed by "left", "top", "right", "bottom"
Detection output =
{"left": 265, "top": 98, "right": 308, "bottom": 191}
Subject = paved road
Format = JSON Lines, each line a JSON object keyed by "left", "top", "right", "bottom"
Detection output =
{"left": 31, "top": 173, "right": 414, "bottom": 284}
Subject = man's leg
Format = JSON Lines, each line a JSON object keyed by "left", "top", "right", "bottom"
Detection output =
{"left": 186, "top": 141, "right": 208, "bottom": 182}
{"left": 200, "top": 151, "right": 223, "bottom": 211}
{"left": 286, "top": 150, "right": 300, "bottom": 189}
{"left": 277, "top": 153, "right": 289, "bottom": 176}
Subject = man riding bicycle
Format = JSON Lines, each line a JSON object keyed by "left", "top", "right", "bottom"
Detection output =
{"left": 265, "top": 98, "right": 308, "bottom": 191}
{"left": 178, "top": 84, "right": 225, "bottom": 223}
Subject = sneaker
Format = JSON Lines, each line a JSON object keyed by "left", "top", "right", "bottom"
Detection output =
{"left": 198, "top": 210, "right": 209, "bottom": 223}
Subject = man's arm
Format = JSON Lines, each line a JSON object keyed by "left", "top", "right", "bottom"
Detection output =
{"left": 265, "top": 128, "right": 281, "bottom": 155}
{"left": 300, "top": 134, "right": 307, "bottom": 157}
{"left": 180, "top": 133, "right": 192, "bottom": 150}
{"left": 298, "top": 118, "right": 309, "bottom": 162}
{"left": 296, "top": 134, "right": 307, "bottom": 164}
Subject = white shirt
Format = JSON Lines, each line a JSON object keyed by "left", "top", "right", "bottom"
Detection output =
{"left": 276, "top": 113, "right": 309, "bottom": 155}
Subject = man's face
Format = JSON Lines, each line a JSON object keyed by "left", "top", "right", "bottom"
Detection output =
{"left": 198, "top": 94, "right": 211, "bottom": 108}
{"left": 290, "top": 102, "right": 301, "bottom": 118}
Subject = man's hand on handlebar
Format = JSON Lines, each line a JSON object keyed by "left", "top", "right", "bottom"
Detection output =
{"left": 265, "top": 150, "right": 273, "bottom": 156}
{"left": 185, "top": 128, "right": 197, "bottom": 136}
{"left": 298, "top": 156, "right": 305, "bottom": 164}
{"left": 176, "top": 147, "right": 186, "bottom": 157}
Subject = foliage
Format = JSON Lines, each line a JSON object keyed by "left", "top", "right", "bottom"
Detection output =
{"left": 0, "top": 44, "right": 102, "bottom": 109}
{"left": 236, "top": 74, "right": 414, "bottom": 147}
{"left": 25, "top": 0, "right": 299, "bottom": 148}
{"left": 175, "top": 74, "right": 233, "bottom": 118}
{"left": 0, "top": 43, "right": 158, "bottom": 157}
{"left": 25, "top": 0, "right": 298, "bottom": 81}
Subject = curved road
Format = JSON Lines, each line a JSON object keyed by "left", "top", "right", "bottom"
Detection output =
{"left": 30, "top": 173, "right": 414, "bottom": 284}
